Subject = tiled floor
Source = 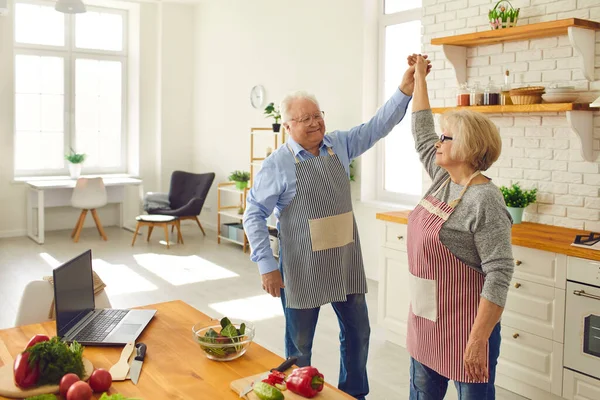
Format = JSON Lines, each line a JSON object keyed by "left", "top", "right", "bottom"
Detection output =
{"left": 0, "top": 225, "right": 526, "bottom": 399}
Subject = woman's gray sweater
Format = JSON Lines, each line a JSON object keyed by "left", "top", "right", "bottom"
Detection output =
{"left": 411, "top": 109, "right": 514, "bottom": 307}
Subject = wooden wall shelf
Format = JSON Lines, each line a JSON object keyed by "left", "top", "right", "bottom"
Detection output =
{"left": 431, "top": 103, "right": 598, "bottom": 114}
{"left": 431, "top": 19, "right": 600, "bottom": 47}
{"left": 431, "top": 105, "right": 597, "bottom": 163}
{"left": 431, "top": 18, "right": 600, "bottom": 83}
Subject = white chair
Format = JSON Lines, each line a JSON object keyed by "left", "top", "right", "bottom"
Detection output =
{"left": 71, "top": 177, "right": 108, "bottom": 242}
{"left": 14, "top": 280, "right": 112, "bottom": 327}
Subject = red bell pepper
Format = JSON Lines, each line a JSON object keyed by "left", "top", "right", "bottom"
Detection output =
{"left": 25, "top": 334, "right": 49, "bottom": 350}
{"left": 286, "top": 366, "right": 324, "bottom": 398}
{"left": 13, "top": 334, "right": 49, "bottom": 388}
{"left": 13, "top": 352, "right": 40, "bottom": 388}
{"left": 262, "top": 370, "right": 286, "bottom": 386}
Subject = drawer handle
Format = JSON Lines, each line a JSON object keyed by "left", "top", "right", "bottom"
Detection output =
{"left": 574, "top": 290, "right": 600, "bottom": 301}
{"left": 515, "top": 260, "right": 522, "bottom": 266}
{"left": 513, "top": 333, "right": 519, "bottom": 339}
{"left": 514, "top": 282, "right": 521, "bottom": 289}
{"left": 397, "top": 235, "right": 404, "bottom": 240}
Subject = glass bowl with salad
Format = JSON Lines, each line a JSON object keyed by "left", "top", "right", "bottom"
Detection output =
{"left": 192, "top": 317, "right": 255, "bottom": 361}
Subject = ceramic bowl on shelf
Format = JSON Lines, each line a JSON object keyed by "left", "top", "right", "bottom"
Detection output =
{"left": 541, "top": 93, "right": 580, "bottom": 103}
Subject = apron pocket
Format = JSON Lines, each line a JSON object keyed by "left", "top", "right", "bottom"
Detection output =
{"left": 308, "top": 211, "right": 354, "bottom": 252}
{"left": 408, "top": 271, "right": 438, "bottom": 322}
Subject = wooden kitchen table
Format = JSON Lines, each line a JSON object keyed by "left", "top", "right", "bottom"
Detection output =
{"left": 0, "top": 300, "right": 353, "bottom": 399}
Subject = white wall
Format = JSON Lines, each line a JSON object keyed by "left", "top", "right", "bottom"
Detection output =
{"left": 193, "top": 0, "right": 407, "bottom": 281}
{"left": 0, "top": 2, "right": 195, "bottom": 237}
{"left": 422, "top": 0, "right": 600, "bottom": 230}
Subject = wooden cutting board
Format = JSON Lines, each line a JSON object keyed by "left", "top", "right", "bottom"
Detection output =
{"left": 230, "top": 372, "right": 353, "bottom": 400}
{"left": 0, "top": 358, "right": 93, "bottom": 399}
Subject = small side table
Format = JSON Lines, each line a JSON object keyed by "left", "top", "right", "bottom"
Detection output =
{"left": 132, "top": 215, "right": 183, "bottom": 249}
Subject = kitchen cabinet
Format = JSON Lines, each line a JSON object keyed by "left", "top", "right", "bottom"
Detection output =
{"left": 376, "top": 211, "right": 600, "bottom": 399}
{"left": 377, "top": 225, "right": 409, "bottom": 347}
{"left": 563, "top": 369, "right": 600, "bottom": 400}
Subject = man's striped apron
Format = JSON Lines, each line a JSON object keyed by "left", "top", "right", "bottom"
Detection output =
{"left": 278, "top": 145, "right": 367, "bottom": 309}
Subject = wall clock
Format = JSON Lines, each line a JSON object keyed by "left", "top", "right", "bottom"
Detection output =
{"left": 250, "top": 85, "right": 265, "bottom": 109}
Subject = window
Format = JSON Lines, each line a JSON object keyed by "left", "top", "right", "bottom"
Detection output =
{"left": 14, "top": 1, "right": 127, "bottom": 177}
{"left": 376, "top": 1, "right": 423, "bottom": 205}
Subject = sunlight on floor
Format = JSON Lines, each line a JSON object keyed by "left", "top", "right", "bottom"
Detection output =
{"left": 92, "top": 259, "right": 158, "bottom": 295}
{"left": 133, "top": 253, "right": 239, "bottom": 286}
{"left": 209, "top": 294, "right": 284, "bottom": 321}
{"left": 38, "top": 252, "right": 61, "bottom": 268}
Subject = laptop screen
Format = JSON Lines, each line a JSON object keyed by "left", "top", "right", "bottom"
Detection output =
{"left": 53, "top": 250, "right": 95, "bottom": 337}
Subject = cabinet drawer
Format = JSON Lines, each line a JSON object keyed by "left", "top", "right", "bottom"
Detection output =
{"left": 563, "top": 369, "right": 600, "bottom": 400}
{"left": 497, "top": 325, "right": 563, "bottom": 397}
{"left": 381, "top": 222, "right": 407, "bottom": 252}
{"left": 512, "top": 245, "right": 566, "bottom": 289}
{"left": 502, "top": 278, "right": 565, "bottom": 342}
{"left": 378, "top": 247, "right": 409, "bottom": 347}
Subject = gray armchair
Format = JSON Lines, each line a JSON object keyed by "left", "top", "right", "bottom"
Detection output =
{"left": 147, "top": 171, "right": 215, "bottom": 235}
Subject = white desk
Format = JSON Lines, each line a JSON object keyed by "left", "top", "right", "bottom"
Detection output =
{"left": 26, "top": 177, "right": 143, "bottom": 244}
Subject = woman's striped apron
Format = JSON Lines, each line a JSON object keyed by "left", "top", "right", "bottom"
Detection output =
{"left": 406, "top": 171, "right": 488, "bottom": 383}
{"left": 278, "top": 145, "right": 367, "bottom": 309}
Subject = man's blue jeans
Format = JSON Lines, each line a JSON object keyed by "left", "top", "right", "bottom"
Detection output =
{"left": 409, "top": 323, "right": 502, "bottom": 400}
{"left": 280, "top": 289, "right": 370, "bottom": 400}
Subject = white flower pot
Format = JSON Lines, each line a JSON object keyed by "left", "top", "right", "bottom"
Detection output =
{"left": 69, "top": 163, "right": 82, "bottom": 179}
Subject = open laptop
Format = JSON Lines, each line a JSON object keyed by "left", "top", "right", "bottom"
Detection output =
{"left": 53, "top": 249, "right": 156, "bottom": 346}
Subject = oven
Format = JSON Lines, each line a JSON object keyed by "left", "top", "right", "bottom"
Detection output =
{"left": 564, "top": 258, "right": 600, "bottom": 381}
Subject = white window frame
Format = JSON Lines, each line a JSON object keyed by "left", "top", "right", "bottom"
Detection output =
{"left": 375, "top": 3, "right": 422, "bottom": 206}
{"left": 13, "top": 0, "right": 129, "bottom": 177}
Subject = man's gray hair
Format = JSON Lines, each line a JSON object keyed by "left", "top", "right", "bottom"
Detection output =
{"left": 280, "top": 91, "right": 320, "bottom": 122}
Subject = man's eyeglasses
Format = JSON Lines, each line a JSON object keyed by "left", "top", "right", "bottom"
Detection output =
{"left": 574, "top": 232, "right": 600, "bottom": 246}
{"left": 439, "top": 134, "right": 453, "bottom": 143}
{"left": 291, "top": 111, "right": 325, "bottom": 126}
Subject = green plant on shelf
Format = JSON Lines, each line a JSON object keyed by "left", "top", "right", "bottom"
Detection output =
{"left": 264, "top": 102, "right": 281, "bottom": 124}
{"left": 499, "top": 183, "right": 537, "bottom": 208}
{"left": 228, "top": 170, "right": 251, "bottom": 190}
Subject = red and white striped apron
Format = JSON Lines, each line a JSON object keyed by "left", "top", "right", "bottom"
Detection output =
{"left": 406, "top": 171, "right": 487, "bottom": 383}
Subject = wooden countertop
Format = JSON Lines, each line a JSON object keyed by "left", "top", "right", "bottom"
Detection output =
{"left": 376, "top": 210, "right": 600, "bottom": 261}
{"left": 0, "top": 301, "right": 352, "bottom": 400}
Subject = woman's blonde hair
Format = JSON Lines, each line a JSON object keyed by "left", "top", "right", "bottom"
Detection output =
{"left": 439, "top": 110, "right": 501, "bottom": 171}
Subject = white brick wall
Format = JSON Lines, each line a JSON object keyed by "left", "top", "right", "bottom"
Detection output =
{"left": 422, "top": 0, "right": 600, "bottom": 228}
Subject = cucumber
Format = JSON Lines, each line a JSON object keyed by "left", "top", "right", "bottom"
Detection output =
{"left": 253, "top": 382, "right": 284, "bottom": 400}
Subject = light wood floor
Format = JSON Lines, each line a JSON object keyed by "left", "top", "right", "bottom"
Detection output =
{"left": 0, "top": 225, "right": 526, "bottom": 400}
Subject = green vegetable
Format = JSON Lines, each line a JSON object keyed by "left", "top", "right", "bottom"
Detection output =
{"left": 253, "top": 382, "right": 284, "bottom": 400}
{"left": 98, "top": 393, "right": 140, "bottom": 400}
{"left": 24, "top": 395, "right": 57, "bottom": 400}
{"left": 197, "top": 317, "right": 249, "bottom": 358}
{"left": 27, "top": 337, "right": 85, "bottom": 386}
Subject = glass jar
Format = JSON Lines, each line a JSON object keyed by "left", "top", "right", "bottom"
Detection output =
{"left": 470, "top": 82, "right": 483, "bottom": 106}
{"left": 484, "top": 81, "right": 500, "bottom": 106}
{"left": 456, "top": 83, "right": 470, "bottom": 106}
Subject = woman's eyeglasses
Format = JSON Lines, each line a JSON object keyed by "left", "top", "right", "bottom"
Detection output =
{"left": 439, "top": 134, "right": 453, "bottom": 143}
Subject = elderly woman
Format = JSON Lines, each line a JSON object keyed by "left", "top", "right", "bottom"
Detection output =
{"left": 405, "top": 54, "right": 514, "bottom": 400}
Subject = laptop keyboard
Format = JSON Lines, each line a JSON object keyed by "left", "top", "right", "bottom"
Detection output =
{"left": 73, "top": 310, "right": 129, "bottom": 342}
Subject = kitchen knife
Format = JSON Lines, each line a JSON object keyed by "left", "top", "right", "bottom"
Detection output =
{"left": 129, "top": 342, "right": 147, "bottom": 385}
{"left": 109, "top": 342, "right": 135, "bottom": 381}
{"left": 239, "top": 356, "right": 298, "bottom": 398}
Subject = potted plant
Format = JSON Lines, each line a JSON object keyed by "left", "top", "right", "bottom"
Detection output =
{"left": 65, "top": 147, "right": 86, "bottom": 179}
{"left": 488, "top": 0, "right": 519, "bottom": 30}
{"left": 499, "top": 183, "right": 537, "bottom": 224}
{"left": 228, "top": 170, "right": 251, "bottom": 190}
{"left": 264, "top": 102, "right": 281, "bottom": 132}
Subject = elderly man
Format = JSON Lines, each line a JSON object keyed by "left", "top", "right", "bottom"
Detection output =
{"left": 243, "top": 60, "right": 428, "bottom": 399}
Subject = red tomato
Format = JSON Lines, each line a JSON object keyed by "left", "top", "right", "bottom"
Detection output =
{"left": 66, "top": 381, "right": 93, "bottom": 400}
{"left": 60, "top": 373, "right": 80, "bottom": 398}
{"left": 88, "top": 368, "right": 112, "bottom": 392}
